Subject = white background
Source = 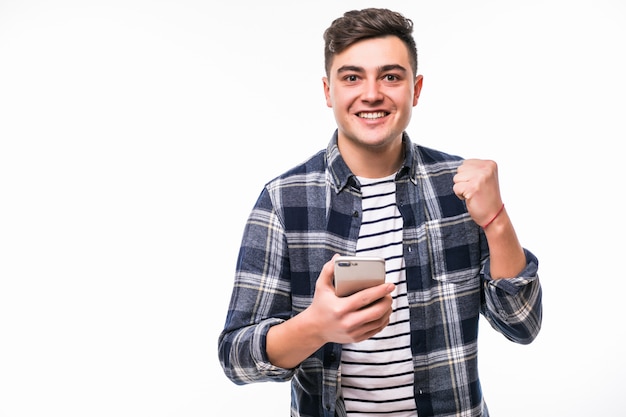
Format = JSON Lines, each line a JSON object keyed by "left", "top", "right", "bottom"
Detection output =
{"left": 1, "top": 1, "right": 625, "bottom": 416}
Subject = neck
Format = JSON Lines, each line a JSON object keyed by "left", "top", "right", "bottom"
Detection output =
{"left": 338, "top": 137, "right": 404, "bottom": 178}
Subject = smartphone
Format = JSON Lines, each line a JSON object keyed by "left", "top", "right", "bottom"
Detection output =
{"left": 333, "top": 256, "right": 386, "bottom": 297}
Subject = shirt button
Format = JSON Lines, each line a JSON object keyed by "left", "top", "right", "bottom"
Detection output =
{"left": 352, "top": 211, "right": 359, "bottom": 217}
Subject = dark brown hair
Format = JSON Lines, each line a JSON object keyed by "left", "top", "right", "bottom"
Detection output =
{"left": 323, "top": 8, "right": 418, "bottom": 77}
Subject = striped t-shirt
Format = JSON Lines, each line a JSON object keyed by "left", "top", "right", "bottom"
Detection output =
{"left": 340, "top": 174, "right": 416, "bottom": 416}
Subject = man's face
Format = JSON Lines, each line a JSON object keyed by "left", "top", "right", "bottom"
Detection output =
{"left": 323, "top": 36, "right": 422, "bottom": 151}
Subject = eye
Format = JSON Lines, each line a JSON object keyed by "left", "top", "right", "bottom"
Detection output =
{"left": 345, "top": 74, "right": 359, "bottom": 82}
{"left": 384, "top": 74, "right": 399, "bottom": 82}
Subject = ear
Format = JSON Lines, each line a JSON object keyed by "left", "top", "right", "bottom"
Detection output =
{"left": 413, "top": 75, "right": 424, "bottom": 106}
{"left": 322, "top": 77, "right": 332, "bottom": 108}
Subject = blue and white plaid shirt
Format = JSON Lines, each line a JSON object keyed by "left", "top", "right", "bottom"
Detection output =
{"left": 218, "top": 131, "right": 542, "bottom": 417}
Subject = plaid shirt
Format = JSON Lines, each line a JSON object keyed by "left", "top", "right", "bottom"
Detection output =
{"left": 218, "top": 131, "right": 542, "bottom": 417}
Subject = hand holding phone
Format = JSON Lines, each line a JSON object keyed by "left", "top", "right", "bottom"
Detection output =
{"left": 333, "top": 256, "right": 386, "bottom": 297}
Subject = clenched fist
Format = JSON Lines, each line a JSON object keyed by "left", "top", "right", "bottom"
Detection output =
{"left": 453, "top": 159, "right": 504, "bottom": 228}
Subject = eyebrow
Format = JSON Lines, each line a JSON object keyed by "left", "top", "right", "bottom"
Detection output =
{"left": 336, "top": 64, "right": 408, "bottom": 75}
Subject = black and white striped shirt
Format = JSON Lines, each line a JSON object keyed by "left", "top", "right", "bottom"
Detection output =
{"left": 341, "top": 175, "right": 417, "bottom": 417}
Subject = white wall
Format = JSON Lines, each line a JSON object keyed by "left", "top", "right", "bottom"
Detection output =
{"left": 1, "top": 1, "right": 624, "bottom": 416}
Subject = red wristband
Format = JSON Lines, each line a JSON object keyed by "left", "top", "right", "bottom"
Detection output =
{"left": 482, "top": 203, "right": 505, "bottom": 229}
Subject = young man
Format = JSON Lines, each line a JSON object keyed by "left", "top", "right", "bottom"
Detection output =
{"left": 218, "top": 8, "right": 542, "bottom": 417}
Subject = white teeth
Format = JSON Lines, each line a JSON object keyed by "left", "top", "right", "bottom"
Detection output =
{"left": 358, "top": 112, "right": 386, "bottom": 119}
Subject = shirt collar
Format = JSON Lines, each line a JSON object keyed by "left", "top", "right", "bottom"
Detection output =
{"left": 325, "top": 130, "right": 417, "bottom": 194}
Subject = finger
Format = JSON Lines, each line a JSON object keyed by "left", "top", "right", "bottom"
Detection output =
{"left": 453, "top": 171, "right": 468, "bottom": 184}
{"left": 346, "top": 283, "right": 394, "bottom": 310}
{"left": 318, "top": 255, "right": 339, "bottom": 289}
{"left": 452, "top": 182, "right": 467, "bottom": 200}
{"left": 357, "top": 302, "right": 392, "bottom": 339}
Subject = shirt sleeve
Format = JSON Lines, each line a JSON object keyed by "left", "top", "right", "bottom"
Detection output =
{"left": 217, "top": 187, "right": 296, "bottom": 385}
{"left": 481, "top": 248, "right": 543, "bottom": 345}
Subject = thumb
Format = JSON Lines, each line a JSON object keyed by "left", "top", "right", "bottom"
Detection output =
{"left": 318, "top": 254, "right": 340, "bottom": 289}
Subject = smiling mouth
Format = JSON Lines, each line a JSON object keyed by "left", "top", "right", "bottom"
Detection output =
{"left": 357, "top": 111, "right": 388, "bottom": 119}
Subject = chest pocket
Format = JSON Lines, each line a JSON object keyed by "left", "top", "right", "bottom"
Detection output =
{"left": 425, "top": 214, "right": 482, "bottom": 284}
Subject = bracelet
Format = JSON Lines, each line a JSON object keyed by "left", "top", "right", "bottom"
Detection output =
{"left": 482, "top": 203, "right": 505, "bottom": 229}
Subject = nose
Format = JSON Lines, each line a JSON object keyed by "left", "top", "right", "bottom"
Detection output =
{"left": 361, "top": 79, "right": 384, "bottom": 103}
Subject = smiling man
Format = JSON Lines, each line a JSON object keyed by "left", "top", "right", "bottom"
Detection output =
{"left": 218, "top": 8, "right": 542, "bottom": 417}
